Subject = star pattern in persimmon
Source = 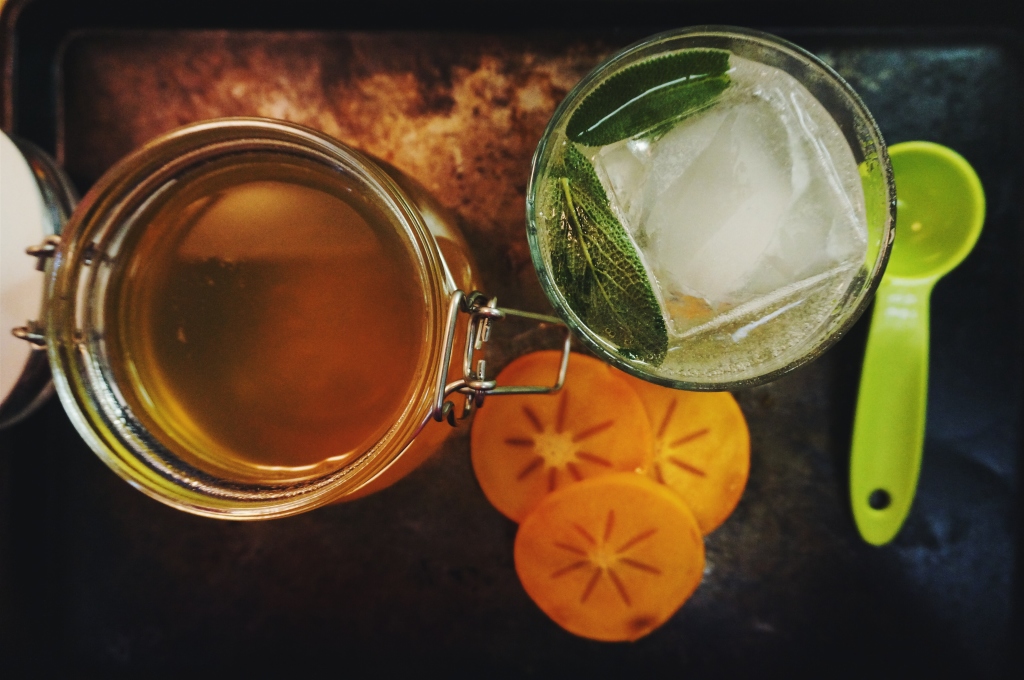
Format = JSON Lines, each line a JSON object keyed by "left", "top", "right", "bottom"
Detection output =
{"left": 649, "top": 397, "right": 708, "bottom": 483}
{"left": 503, "top": 391, "right": 616, "bottom": 492}
{"left": 548, "top": 509, "right": 660, "bottom": 606}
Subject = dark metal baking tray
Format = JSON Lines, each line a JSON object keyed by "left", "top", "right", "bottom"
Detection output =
{"left": 1, "top": 1, "right": 1021, "bottom": 676}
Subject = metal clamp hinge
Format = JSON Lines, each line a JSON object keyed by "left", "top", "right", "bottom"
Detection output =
{"left": 26, "top": 234, "right": 61, "bottom": 271}
{"left": 433, "top": 290, "right": 571, "bottom": 427}
{"left": 12, "top": 320, "right": 46, "bottom": 350}
{"left": 10, "top": 236, "right": 61, "bottom": 349}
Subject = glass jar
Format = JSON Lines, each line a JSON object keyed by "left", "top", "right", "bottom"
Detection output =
{"left": 38, "top": 118, "right": 565, "bottom": 519}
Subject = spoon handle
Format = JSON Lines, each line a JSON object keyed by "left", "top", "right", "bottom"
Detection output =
{"left": 850, "top": 276, "right": 934, "bottom": 546}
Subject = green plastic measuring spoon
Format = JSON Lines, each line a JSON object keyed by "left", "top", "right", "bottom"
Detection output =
{"left": 850, "top": 141, "right": 985, "bottom": 546}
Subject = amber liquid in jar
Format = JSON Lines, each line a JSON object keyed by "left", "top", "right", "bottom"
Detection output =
{"left": 108, "top": 154, "right": 429, "bottom": 482}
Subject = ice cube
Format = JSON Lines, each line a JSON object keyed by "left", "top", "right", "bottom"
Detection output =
{"left": 729, "top": 74, "right": 867, "bottom": 299}
{"left": 623, "top": 53, "right": 868, "bottom": 313}
{"left": 673, "top": 262, "right": 856, "bottom": 342}
{"left": 642, "top": 96, "right": 796, "bottom": 304}
{"left": 590, "top": 139, "right": 648, "bottom": 237}
{"left": 642, "top": 105, "right": 729, "bottom": 199}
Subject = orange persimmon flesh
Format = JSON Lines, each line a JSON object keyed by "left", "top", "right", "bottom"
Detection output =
{"left": 623, "top": 375, "right": 750, "bottom": 535}
{"left": 514, "top": 473, "right": 704, "bottom": 642}
{"left": 471, "top": 351, "right": 652, "bottom": 522}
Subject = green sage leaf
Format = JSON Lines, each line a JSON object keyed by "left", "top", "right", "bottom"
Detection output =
{"left": 545, "top": 145, "right": 668, "bottom": 364}
{"left": 567, "top": 49, "right": 731, "bottom": 147}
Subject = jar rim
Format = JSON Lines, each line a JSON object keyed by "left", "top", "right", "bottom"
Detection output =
{"left": 45, "top": 117, "right": 451, "bottom": 519}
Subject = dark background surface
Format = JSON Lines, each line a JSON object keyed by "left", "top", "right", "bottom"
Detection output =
{"left": 1, "top": 1, "right": 1021, "bottom": 677}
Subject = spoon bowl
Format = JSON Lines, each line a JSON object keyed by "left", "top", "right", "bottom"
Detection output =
{"left": 886, "top": 142, "right": 985, "bottom": 279}
{"left": 850, "top": 141, "right": 985, "bottom": 546}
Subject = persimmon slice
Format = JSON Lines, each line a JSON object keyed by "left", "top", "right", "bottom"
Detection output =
{"left": 471, "top": 351, "right": 652, "bottom": 522}
{"left": 624, "top": 377, "right": 750, "bottom": 535}
{"left": 514, "top": 473, "right": 704, "bottom": 641}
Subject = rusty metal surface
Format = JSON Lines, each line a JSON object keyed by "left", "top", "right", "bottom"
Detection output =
{"left": 1, "top": 24, "right": 1020, "bottom": 678}
{"left": 60, "top": 31, "right": 620, "bottom": 311}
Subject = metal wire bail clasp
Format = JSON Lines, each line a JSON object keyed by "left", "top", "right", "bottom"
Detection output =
{"left": 10, "top": 235, "right": 63, "bottom": 350}
{"left": 433, "top": 290, "right": 571, "bottom": 426}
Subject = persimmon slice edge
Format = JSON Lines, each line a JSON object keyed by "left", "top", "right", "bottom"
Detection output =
{"left": 623, "top": 376, "right": 751, "bottom": 535}
{"left": 471, "top": 351, "right": 652, "bottom": 522}
{"left": 514, "top": 473, "right": 705, "bottom": 642}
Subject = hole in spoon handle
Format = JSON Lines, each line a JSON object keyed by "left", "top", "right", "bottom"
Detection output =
{"left": 868, "top": 489, "right": 891, "bottom": 510}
